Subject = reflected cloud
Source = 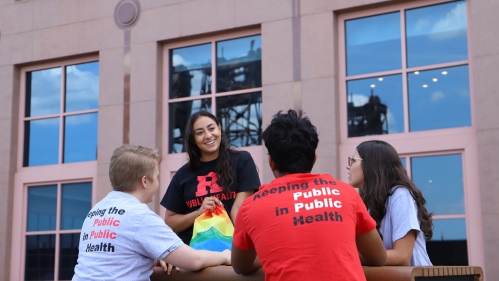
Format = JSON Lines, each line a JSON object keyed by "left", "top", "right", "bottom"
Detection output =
{"left": 66, "top": 65, "right": 99, "bottom": 108}
{"left": 431, "top": 2, "right": 466, "bottom": 34}
{"left": 430, "top": 91, "right": 445, "bottom": 103}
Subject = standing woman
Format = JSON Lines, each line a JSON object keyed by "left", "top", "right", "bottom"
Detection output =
{"left": 161, "top": 111, "right": 260, "bottom": 245}
{"left": 347, "top": 140, "right": 433, "bottom": 266}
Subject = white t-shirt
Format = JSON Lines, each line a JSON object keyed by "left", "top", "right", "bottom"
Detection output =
{"left": 73, "top": 191, "right": 183, "bottom": 281}
{"left": 380, "top": 186, "right": 433, "bottom": 266}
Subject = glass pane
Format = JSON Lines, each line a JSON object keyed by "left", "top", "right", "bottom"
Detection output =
{"left": 217, "top": 35, "right": 262, "bottom": 93}
{"left": 406, "top": 1, "right": 468, "bottom": 67}
{"left": 27, "top": 185, "right": 57, "bottom": 231}
{"left": 65, "top": 61, "right": 99, "bottom": 112}
{"left": 24, "top": 118, "right": 60, "bottom": 167}
{"left": 61, "top": 182, "right": 92, "bottom": 230}
{"left": 64, "top": 113, "right": 98, "bottom": 163}
{"left": 59, "top": 233, "right": 80, "bottom": 280}
{"left": 427, "top": 219, "right": 468, "bottom": 265}
{"left": 408, "top": 65, "right": 471, "bottom": 131}
{"left": 411, "top": 154, "right": 464, "bottom": 214}
{"left": 216, "top": 92, "right": 262, "bottom": 147}
{"left": 169, "top": 99, "right": 212, "bottom": 153}
{"left": 400, "top": 157, "right": 406, "bottom": 170}
{"left": 347, "top": 74, "right": 403, "bottom": 137}
{"left": 26, "top": 67, "right": 61, "bottom": 117}
{"left": 25, "top": 235, "right": 56, "bottom": 280}
{"left": 170, "top": 44, "right": 212, "bottom": 99}
{"left": 345, "top": 12, "right": 401, "bottom": 76}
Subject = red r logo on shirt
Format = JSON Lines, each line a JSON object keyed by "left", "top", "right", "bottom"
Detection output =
{"left": 196, "top": 172, "right": 223, "bottom": 196}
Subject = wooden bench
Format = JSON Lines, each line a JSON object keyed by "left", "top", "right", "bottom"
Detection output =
{"left": 151, "top": 265, "right": 484, "bottom": 281}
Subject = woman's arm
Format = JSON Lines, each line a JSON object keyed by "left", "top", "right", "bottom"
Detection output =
{"left": 385, "top": 230, "right": 417, "bottom": 265}
{"left": 230, "top": 191, "right": 254, "bottom": 226}
{"left": 164, "top": 196, "right": 223, "bottom": 233}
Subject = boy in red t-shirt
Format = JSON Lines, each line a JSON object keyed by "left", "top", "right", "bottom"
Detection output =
{"left": 231, "top": 110, "right": 386, "bottom": 281}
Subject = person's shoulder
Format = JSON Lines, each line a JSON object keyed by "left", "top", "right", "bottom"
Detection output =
{"left": 229, "top": 149, "right": 255, "bottom": 162}
{"left": 390, "top": 186, "right": 411, "bottom": 197}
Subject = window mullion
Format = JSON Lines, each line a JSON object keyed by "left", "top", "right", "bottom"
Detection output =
{"left": 54, "top": 183, "right": 62, "bottom": 281}
{"left": 60, "top": 65, "right": 66, "bottom": 165}
{"left": 211, "top": 40, "right": 217, "bottom": 115}
{"left": 400, "top": 9, "right": 410, "bottom": 134}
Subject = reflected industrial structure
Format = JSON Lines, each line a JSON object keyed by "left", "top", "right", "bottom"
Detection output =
{"left": 347, "top": 89, "right": 388, "bottom": 137}
{"left": 169, "top": 39, "right": 262, "bottom": 153}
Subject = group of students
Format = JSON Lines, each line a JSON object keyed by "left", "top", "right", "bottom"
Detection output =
{"left": 72, "top": 109, "right": 433, "bottom": 281}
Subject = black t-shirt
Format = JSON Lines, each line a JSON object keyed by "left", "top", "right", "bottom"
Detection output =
{"left": 160, "top": 150, "right": 260, "bottom": 244}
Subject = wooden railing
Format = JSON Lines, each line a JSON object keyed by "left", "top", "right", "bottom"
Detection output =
{"left": 151, "top": 265, "right": 484, "bottom": 281}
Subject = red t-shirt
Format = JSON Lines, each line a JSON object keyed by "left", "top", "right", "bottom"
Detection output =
{"left": 233, "top": 173, "right": 375, "bottom": 281}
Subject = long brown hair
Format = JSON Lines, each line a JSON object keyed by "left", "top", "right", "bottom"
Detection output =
{"left": 184, "top": 111, "right": 238, "bottom": 193}
{"left": 357, "top": 140, "right": 433, "bottom": 240}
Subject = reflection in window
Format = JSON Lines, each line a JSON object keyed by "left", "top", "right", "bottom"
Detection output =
{"left": 408, "top": 65, "right": 471, "bottom": 131}
{"left": 217, "top": 35, "right": 262, "bottom": 92}
{"left": 59, "top": 233, "right": 80, "bottom": 279}
{"left": 216, "top": 92, "right": 262, "bottom": 147}
{"left": 168, "top": 34, "right": 262, "bottom": 154}
{"left": 346, "top": 12, "right": 401, "bottom": 76}
{"left": 169, "top": 99, "right": 212, "bottom": 153}
{"left": 27, "top": 185, "right": 57, "bottom": 231}
{"left": 170, "top": 44, "right": 212, "bottom": 99}
{"left": 406, "top": 0, "right": 468, "bottom": 68}
{"left": 26, "top": 182, "right": 91, "bottom": 280}
{"left": 26, "top": 67, "right": 61, "bottom": 117}
{"left": 411, "top": 154, "right": 464, "bottom": 215}
{"left": 24, "top": 61, "right": 99, "bottom": 167}
{"left": 64, "top": 113, "right": 98, "bottom": 163}
{"left": 25, "top": 235, "right": 56, "bottom": 281}
{"left": 427, "top": 219, "right": 468, "bottom": 265}
{"left": 24, "top": 118, "right": 60, "bottom": 166}
{"left": 61, "top": 183, "right": 92, "bottom": 230}
{"left": 65, "top": 61, "right": 99, "bottom": 112}
{"left": 347, "top": 75, "right": 403, "bottom": 137}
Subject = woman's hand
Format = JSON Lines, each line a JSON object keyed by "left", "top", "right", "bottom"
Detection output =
{"left": 198, "top": 196, "right": 223, "bottom": 215}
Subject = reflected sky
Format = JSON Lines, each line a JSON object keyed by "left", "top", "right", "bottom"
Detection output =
{"left": 61, "top": 182, "right": 92, "bottom": 230}
{"left": 217, "top": 35, "right": 262, "bottom": 93}
{"left": 171, "top": 44, "right": 212, "bottom": 99}
{"left": 25, "top": 118, "right": 59, "bottom": 166}
{"left": 64, "top": 113, "right": 98, "bottom": 163}
{"left": 408, "top": 65, "right": 471, "bottom": 131}
{"left": 431, "top": 218, "right": 467, "bottom": 241}
{"left": 27, "top": 185, "right": 57, "bottom": 231}
{"left": 406, "top": 0, "right": 468, "bottom": 67}
{"left": 65, "top": 61, "right": 99, "bottom": 112}
{"left": 411, "top": 153, "right": 464, "bottom": 215}
{"left": 346, "top": 12, "right": 401, "bottom": 76}
{"left": 347, "top": 74, "right": 404, "bottom": 135}
{"left": 27, "top": 67, "right": 61, "bottom": 117}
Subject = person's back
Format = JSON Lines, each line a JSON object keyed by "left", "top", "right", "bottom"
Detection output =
{"left": 231, "top": 110, "right": 386, "bottom": 281}
{"left": 236, "top": 173, "right": 375, "bottom": 280}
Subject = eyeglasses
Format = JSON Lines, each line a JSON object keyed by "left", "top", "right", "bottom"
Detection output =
{"left": 348, "top": 156, "right": 363, "bottom": 167}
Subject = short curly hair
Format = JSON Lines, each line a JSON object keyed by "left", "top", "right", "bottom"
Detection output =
{"left": 262, "top": 109, "right": 319, "bottom": 174}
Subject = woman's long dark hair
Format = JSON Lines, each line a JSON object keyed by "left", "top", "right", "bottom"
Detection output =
{"left": 184, "top": 111, "right": 238, "bottom": 193}
{"left": 357, "top": 140, "right": 433, "bottom": 240}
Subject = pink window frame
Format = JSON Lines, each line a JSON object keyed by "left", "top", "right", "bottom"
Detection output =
{"left": 11, "top": 56, "right": 99, "bottom": 281}
{"left": 337, "top": 0, "right": 484, "bottom": 270}
{"left": 159, "top": 28, "right": 264, "bottom": 219}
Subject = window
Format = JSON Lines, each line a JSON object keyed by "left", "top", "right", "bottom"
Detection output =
{"left": 12, "top": 56, "right": 99, "bottom": 281}
{"left": 166, "top": 31, "right": 262, "bottom": 153}
{"left": 25, "top": 182, "right": 92, "bottom": 280}
{"left": 339, "top": 0, "right": 484, "bottom": 267}
{"left": 23, "top": 61, "right": 99, "bottom": 166}
{"left": 343, "top": 0, "right": 469, "bottom": 137}
{"left": 402, "top": 153, "right": 468, "bottom": 265}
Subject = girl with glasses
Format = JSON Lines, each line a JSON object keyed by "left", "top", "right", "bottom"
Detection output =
{"left": 347, "top": 140, "right": 433, "bottom": 266}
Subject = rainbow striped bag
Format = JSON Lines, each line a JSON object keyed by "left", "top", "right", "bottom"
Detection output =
{"left": 189, "top": 204, "right": 234, "bottom": 252}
